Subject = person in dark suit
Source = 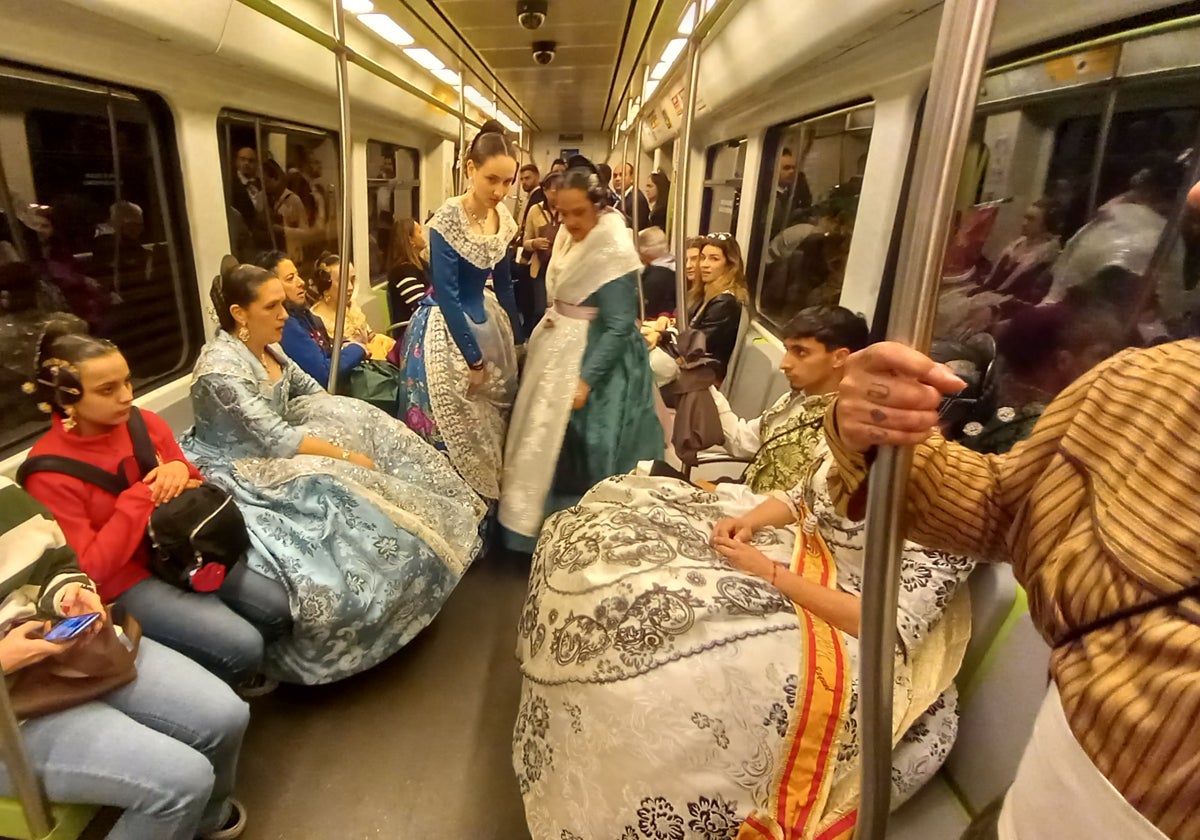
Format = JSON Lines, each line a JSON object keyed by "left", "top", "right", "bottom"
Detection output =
{"left": 230, "top": 147, "right": 264, "bottom": 229}
{"left": 615, "top": 162, "right": 652, "bottom": 230}
{"left": 597, "top": 163, "right": 620, "bottom": 209}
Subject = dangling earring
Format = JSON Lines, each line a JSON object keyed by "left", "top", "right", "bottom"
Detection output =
{"left": 62, "top": 406, "right": 76, "bottom": 432}
{"left": 237, "top": 324, "right": 250, "bottom": 342}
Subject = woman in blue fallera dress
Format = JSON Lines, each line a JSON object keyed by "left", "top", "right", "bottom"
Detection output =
{"left": 398, "top": 120, "right": 524, "bottom": 501}
{"left": 182, "top": 257, "right": 487, "bottom": 684}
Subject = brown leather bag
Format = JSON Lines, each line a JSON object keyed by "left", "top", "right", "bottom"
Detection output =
{"left": 6, "top": 608, "right": 142, "bottom": 719}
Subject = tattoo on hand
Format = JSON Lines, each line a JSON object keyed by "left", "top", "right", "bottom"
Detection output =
{"left": 870, "top": 408, "right": 887, "bottom": 423}
{"left": 867, "top": 384, "right": 890, "bottom": 400}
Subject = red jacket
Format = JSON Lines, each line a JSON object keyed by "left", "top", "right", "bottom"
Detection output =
{"left": 24, "top": 412, "right": 204, "bottom": 601}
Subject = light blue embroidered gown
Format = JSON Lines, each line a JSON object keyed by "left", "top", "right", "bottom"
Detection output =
{"left": 180, "top": 331, "right": 487, "bottom": 684}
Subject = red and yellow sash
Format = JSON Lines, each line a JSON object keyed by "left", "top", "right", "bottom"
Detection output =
{"left": 738, "top": 510, "right": 854, "bottom": 840}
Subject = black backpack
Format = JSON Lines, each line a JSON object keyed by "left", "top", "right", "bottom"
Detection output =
{"left": 18, "top": 408, "right": 249, "bottom": 592}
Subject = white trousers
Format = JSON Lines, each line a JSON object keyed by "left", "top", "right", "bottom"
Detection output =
{"left": 998, "top": 684, "right": 1167, "bottom": 840}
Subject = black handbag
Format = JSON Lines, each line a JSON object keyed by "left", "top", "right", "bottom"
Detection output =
{"left": 18, "top": 408, "right": 249, "bottom": 592}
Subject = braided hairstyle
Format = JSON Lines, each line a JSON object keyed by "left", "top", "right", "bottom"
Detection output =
{"left": 27, "top": 323, "right": 118, "bottom": 418}
{"left": 465, "top": 119, "right": 518, "bottom": 174}
{"left": 310, "top": 252, "right": 341, "bottom": 303}
{"left": 209, "top": 254, "right": 273, "bottom": 333}
{"left": 562, "top": 155, "right": 609, "bottom": 208}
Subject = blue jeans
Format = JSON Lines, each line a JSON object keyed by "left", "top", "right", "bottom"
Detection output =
{"left": 0, "top": 638, "right": 249, "bottom": 840}
{"left": 116, "top": 564, "right": 292, "bottom": 685}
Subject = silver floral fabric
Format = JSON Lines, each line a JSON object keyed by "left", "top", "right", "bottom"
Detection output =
{"left": 181, "top": 331, "right": 487, "bottom": 684}
{"left": 513, "top": 464, "right": 973, "bottom": 839}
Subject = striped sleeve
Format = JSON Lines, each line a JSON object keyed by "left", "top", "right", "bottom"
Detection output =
{"left": 0, "top": 479, "right": 91, "bottom": 618}
{"left": 824, "top": 358, "right": 1109, "bottom": 563}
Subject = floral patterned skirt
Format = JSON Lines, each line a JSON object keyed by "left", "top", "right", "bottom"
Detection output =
{"left": 513, "top": 476, "right": 959, "bottom": 840}
{"left": 398, "top": 293, "right": 518, "bottom": 500}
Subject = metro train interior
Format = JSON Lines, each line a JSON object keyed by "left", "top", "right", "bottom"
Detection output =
{"left": 0, "top": 0, "right": 1198, "bottom": 838}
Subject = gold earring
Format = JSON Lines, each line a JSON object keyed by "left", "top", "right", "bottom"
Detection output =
{"left": 62, "top": 406, "right": 76, "bottom": 432}
{"left": 237, "top": 325, "right": 250, "bottom": 342}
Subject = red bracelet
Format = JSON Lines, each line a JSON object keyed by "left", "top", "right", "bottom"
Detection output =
{"left": 770, "top": 563, "right": 778, "bottom": 586}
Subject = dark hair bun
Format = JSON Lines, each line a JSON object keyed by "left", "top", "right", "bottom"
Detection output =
{"left": 562, "top": 156, "right": 608, "bottom": 207}
{"left": 477, "top": 119, "right": 507, "bottom": 138}
{"left": 565, "top": 155, "right": 596, "bottom": 174}
{"left": 467, "top": 121, "right": 518, "bottom": 170}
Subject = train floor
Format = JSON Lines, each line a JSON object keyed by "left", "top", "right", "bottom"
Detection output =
{"left": 78, "top": 549, "right": 535, "bottom": 840}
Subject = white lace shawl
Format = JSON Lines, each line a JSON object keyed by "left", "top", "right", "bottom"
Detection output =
{"left": 543, "top": 209, "right": 642, "bottom": 306}
{"left": 427, "top": 195, "right": 518, "bottom": 270}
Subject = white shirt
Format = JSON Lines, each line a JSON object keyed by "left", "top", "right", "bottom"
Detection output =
{"left": 709, "top": 388, "right": 813, "bottom": 459}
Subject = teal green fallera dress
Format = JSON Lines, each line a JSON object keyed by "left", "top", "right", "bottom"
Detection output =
{"left": 549, "top": 272, "right": 664, "bottom": 510}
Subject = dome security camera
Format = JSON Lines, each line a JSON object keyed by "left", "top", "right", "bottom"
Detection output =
{"left": 517, "top": 0, "right": 548, "bottom": 30}
{"left": 532, "top": 40, "right": 557, "bottom": 65}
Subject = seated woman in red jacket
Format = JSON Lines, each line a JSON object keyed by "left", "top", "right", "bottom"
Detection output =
{"left": 21, "top": 330, "right": 292, "bottom": 692}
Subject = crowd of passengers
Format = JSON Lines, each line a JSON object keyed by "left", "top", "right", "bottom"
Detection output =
{"left": 0, "top": 118, "right": 1197, "bottom": 840}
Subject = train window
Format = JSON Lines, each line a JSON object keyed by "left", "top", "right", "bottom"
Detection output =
{"left": 217, "top": 110, "right": 342, "bottom": 276}
{"left": 700, "top": 138, "right": 746, "bottom": 236}
{"left": 0, "top": 64, "right": 198, "bottom": 456}
{"left": 366, "top": 140, "right": 421, "bottom": 286}
{"left": 932, "top": 25, "right": 1200, "bottom": 456}
{"left": 751, "top": 103, "right": 874, "bottom": 330}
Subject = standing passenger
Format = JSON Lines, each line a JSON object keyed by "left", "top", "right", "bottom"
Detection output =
{"left": 826, "top": 336, "right": 1200, "bottom": 840}
{"left": 499, "top": 158, "right": 664, "bottom": 551}
{"left": 397, "top": 119, "right": 523, "bottom": 501}
{"left": 645, "top": 170, "right": 671, "bottom": 232}
{"left": 615, "top": 162, "right": 652, "bottom": 230}
{"left": 521, "top": 172, "right": 564, "bottom": 335}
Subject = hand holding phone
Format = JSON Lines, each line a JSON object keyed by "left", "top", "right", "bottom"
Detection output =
{"left": 43, "top": 613, "right": 102, "bottom": 643}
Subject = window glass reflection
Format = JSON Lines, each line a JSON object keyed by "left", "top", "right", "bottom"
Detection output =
{"left": 752, "top": 104, "right": 874, "bottom": 330}
{"left": 0, "top": 69, "right": 196, "bottom": 456}
{"left": 366, "top": 140, "right": 421, "bottom": 286}
{"left": 218, "top": 111, "right": 341, "bottom": 280}
{"left": 701, "top": 139, "right": 746, "bottom": 236}
{"left": 934, "top": 43, "right": 1200, "bottom": 455}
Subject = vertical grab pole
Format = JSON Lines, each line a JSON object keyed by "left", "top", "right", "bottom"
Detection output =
{"left": 621, "top": 123, "right": 631, "bottom": 206}
{"left": 327, "top": 0, "right": 355, "bottom": 394}
{"left": 458, "top": 70, "right": 468, "bottom": 195}
{"left": 854, "top": 0, "right": 998, "bottom": 837}
{"left": 252, "top": 119, "right": 278, "bottom": 250}
{"left": 0, "top": 680, "right": 53, "bottom": 838}
{"left": 633, "top": 66, "right": 649, "bottom": 322}
{"left": 673, "top": 35, "right": 701, "bottom": 330}
{"left": 0, "top": 138, "right": 29, "bottom": 262}
{"left": 1086, "top": 84, "right": 1119, "bottom": 218}
{"left": 106, "top": 95, "right": 125, "bottom": 297}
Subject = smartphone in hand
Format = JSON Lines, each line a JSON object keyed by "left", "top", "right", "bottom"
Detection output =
{"left": 43, "top": 613, "right": 101, "bottom": 642}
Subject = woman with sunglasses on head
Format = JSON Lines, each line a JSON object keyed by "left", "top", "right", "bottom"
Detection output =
{"left": 397, "top": 120, "right": 524, "bottom": 503}
{"left": 690, "top": 233, "right": 749, "bottom": 380}
{"left": 498, "top": 157, "right": 664, "bottom": 552}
